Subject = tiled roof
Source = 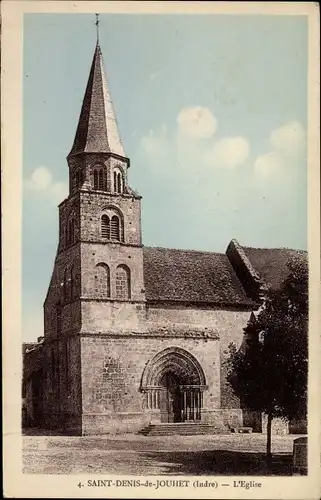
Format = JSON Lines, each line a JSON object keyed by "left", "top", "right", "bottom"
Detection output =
{"left": 68, "top": 44, "right": 125, "bottom": 158}
{"left": 143, "top": 246, "right": 255, "bottom": 306}
{"left": 242, "top": 246, "right": 307, "bottom": 290}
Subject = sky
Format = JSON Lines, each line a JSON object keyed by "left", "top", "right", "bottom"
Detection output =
{"left": 23, "top": 13, "right": 308, "bottom": 341}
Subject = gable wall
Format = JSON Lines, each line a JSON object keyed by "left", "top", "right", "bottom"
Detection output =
{"left": 146, "top": 304, "right": 251, "bottom": 409}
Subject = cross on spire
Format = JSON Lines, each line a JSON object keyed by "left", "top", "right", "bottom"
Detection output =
{"left": 95, "top": 13, "right": 100, "bottom": 44}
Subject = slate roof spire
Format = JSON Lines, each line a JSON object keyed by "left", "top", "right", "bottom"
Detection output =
{"left": 68, "top": 32, "right": 125, "bottom": 158}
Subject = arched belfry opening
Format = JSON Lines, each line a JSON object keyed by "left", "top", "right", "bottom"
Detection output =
{"left": 140, "top": 347, "right": 208, "bottom": 423}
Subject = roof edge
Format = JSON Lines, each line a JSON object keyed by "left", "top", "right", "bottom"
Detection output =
{"left": 143, "top": 245, "right": 226, "bottom": 256}
{"left": 226, "top": 239, "right": 267, "bottom": 302}
{"left": 145, "top": 298, "right": 256, "bottom": 310}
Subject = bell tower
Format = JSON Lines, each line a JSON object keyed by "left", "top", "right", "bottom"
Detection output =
{"left": 46, "top": 36, "right": 146, "bottom": 343}
{"left": 72, "top": 39, "right": 145, "bottom": 330}
{"left": 42, "top": 30, "right": 146, "bottom": 433}
{"left": 66, "top": 41, "right": 130, "bottom": 195}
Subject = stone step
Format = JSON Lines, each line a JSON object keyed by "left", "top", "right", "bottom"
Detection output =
{"left": 141, "top": 430, "right": 224, "bottom": 436}
{"left": 148, "top": 424, "right": 211, "bottom": 428}
{"left": 138, "top": 423, "right": 226, "bottom": 436}
{"left": 142, "top": 424, "right": 213, "bottom": 430}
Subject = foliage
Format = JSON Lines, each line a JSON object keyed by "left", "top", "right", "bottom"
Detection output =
{"left": 225, "top": 253, "right": 308, "bottom": 423}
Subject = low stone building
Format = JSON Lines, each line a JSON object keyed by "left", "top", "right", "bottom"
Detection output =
{"left": 23, "top": 41, "right": 306, "bottom": 436}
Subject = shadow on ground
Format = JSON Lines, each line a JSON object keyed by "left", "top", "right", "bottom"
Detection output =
{"left": 23, "top": 428, "right": 75, "bottom": 436}
{"left": 137, "top": 450, "right": 294, "bottom": 476}
{"left": 23, "top": 431, "right": 306, "bottom": 475}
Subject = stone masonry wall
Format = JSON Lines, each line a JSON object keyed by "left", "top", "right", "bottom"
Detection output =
{"left": 80, "top": 191, "right": 142, "bottom": 246}
{"left": 80, "top": 335, "right": 220, "bottom": 435}
{"left": 146, "top": 304, "right": 251, "bottom": 410}
{"left": 80, "top": 243, "right": 145, "bottom": 303}
{"left": 44, "top": 243, "right": 82, "bottom": 341}
{"left": 41, "top": 335, "right": 82, "bottom": 434}
{"left": 68, "top": 154, "right": 129, "bottom": 196}
{"left": 58, "top": 194, "right": 80, "bottom": 252}
{"left": 81, "top": 301, "right": 146, "bottom": 333}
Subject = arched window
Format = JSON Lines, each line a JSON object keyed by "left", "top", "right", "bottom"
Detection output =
{"left": 115, "top": 264, "right": 131, "bottom": 300}
{"left": 101, "top": 208, "right": 123, "bottom": 242}
{"left": 113, "top": 171, "right": 117, "bottom": 192}
{"left": 74, "top": 169, "right": 83, "bottom": 190}
{"left": 93, "top": 166, "right": 107, "bottom": 191}
{"left": 70, "top": 264, "right": 74, "bottom": 299}
{"left": 113, "top": 168, "right": 123, "bottom": 194}
{"left": 63, "top": 269, "right": 67, "bottom": 302}
{"left": 95, "top": 263, "right": 111, "bottom": 298}
{"left": 67, "top": 219, "right": 75, "bottom": 245}
{"left": 64, "top": 266, "right": 72, "bottom": 302}
{"left": 94, "top": 170, "right": 98, "bottom": 190}
{"left": 117, "top": 173, "right": 122, "bottom": 193}
{"left": 110, "top": 215, "right": 120, "bottom": 241}
{"left": 98, "top": 170, "right": 104, "bottom": 190}
{"left": 101, "top": 215, "right": 110, "bottom": 239}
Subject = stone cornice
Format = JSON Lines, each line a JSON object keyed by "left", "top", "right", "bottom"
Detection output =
{"left": 79, "top": 329, "right": 219, "bottom": 340}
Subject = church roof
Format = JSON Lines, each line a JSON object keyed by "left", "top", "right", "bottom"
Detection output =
{"left": 68, "top": 43, "right": 125, "bottom": 158}
{"left": 241, "top": 246, "right": 307, "bottom": 291}
{"left": 143, "top": 246, "right": 255, "bottom": 307}
{"left": 143, "top": 243, "right": 306, "bottom": 307}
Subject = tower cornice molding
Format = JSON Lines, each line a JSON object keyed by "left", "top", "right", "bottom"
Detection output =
{"left": 67, "top": 151, "right": 130, "bottom": 168}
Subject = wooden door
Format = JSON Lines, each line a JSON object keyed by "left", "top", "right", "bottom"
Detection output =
{"left": 159, "top": 373, "right": 182, "bottom": 423}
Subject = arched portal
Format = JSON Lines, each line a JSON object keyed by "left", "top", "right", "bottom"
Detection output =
{"left": 141, "top": 347, "right": 208, "bottom": 423}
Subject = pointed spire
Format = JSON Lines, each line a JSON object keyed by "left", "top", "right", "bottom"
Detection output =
{"left": 68, "top": 36, "right": 125, "bottom": 158}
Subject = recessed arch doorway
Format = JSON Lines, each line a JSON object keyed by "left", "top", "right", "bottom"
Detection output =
{"left": 141, "top": 347, "right": 208, "bottom": 423}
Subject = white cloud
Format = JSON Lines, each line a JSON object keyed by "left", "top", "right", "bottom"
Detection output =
{"left": 51, "top": 181, "right": 68, "bottom": 202}
{"left": 253, "top": 120, "right": 305, "bottom": 180}
{"left": 139, "top": 109, "right": 250, "bottom": 180}
{"left": 177, "top": 106, "right": 217, "bottom": 139}
{"left": 269, "top": 120, "right": 305, "bottom": 157}
{"left": 28, "top": 166, "right": 52, "bottom": 190}
{"left": 254, "top": 152, "right": 283, "bottom": 179}
{"left": 140, "top": 111, "right": 304, "bottom": 185}
{"left": 25, "top": 166, "right": 68, "bottom": 204}
{"left": 207, "top": 136, "right": 250, "bottom": 169}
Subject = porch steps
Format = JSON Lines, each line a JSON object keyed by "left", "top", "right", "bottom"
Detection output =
{"left": 138, "top": 422, "right": 226, "bottom": 436}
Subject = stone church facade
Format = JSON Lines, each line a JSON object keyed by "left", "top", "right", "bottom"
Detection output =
{"left": 23, "top": 42, "right": 305, "bottom": 436}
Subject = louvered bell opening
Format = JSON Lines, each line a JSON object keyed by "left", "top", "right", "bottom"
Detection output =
{"left": 101, "top": 215, "right": 110, "bottom": 239}
{"left": 117, "top": 173, "right": 122, "bottom": 193}
{"left": 94, "top": 171, "right": 99, "bottom": 190}
{"left": 98, "top": 170, "right": 107, "bottom": 190}
{"left": 113, "top": 171, "right": 117, "bottom": 192}
{"left": 110, "top": 215, "right": 120, "bottom": 241}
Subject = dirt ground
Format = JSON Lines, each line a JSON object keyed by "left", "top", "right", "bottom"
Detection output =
{"left": 23, "top": 432, "right": 304, "bottom": 475}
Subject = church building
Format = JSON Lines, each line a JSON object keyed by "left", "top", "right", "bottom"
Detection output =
{"left": 23, "top": 39, "right": 305, "bottom": 436}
